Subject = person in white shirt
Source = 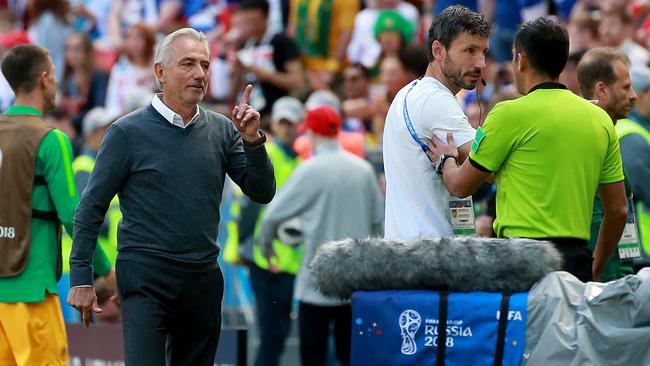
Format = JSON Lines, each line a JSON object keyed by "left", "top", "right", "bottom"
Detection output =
{"left": 105, "top": 23, "right": 157, "bottom": 117}
{"left": 383, "top": 5, "right": 490, "bottom": 240}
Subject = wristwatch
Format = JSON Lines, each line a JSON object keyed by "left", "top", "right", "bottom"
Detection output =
{"left": 242, "top": 130, "right": 267, "bottom": 147}
{"left": 435, "top": 153, "right": 457, "bottom": 176}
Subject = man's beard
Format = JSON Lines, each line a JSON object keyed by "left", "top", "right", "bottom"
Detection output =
{"left": 443, "top": 57, "right": 479, "bottom": 90}
{"left": 612, "top": 105, "right": 630, "bottom": 121}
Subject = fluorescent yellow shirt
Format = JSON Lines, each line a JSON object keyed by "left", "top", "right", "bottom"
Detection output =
{"left": 469, "top": 85, "right": 624, "bottom": 239}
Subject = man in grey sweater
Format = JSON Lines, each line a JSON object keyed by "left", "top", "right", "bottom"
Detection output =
{"left": 67, "top": 28, "right": 275, "bottom": 365}
{"left": 260, "top": 105, "right": 384, "bottom": 366}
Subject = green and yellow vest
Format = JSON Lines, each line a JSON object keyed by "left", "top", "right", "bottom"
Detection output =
{"left": 61, "top": 154, "right": 121, "bottom": 273}
{"left": 616, "top": 118, "right": 650, "bottom": 256}
{"left": 223, "top": 141, "right": 303, "bottom": 274}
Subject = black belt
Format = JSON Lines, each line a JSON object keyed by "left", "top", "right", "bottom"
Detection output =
{"left": 30, "top": 175, "right": 63, "bottom": 280}
{"left": 32, "top": 209, "right": 58, "bottom": 221}
{"left": 536, "top": 237, "right": 587, "bottom": 248}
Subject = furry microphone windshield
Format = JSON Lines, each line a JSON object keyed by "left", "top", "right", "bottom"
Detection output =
{"left": 311, "top": 236, "right": 563, "bottom": 299}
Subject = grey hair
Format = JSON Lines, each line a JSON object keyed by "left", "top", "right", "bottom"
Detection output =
{"left": 154, "top": 28, "right": 210, "bottom": 90}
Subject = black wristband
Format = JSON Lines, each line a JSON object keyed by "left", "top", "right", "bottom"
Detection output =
{"left": 242, "top": 130, "right": 266, "bottom": 147}
{"left": 436, "top": 154, "right": 457, "bottom": 176}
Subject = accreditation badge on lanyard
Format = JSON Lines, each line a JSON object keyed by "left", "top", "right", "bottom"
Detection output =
{"left": 449, "top": 196, "right": 476, "bottom": 236}
{"left": 402, "top": 80, "right": 477, "bottom": 236}
{"left": 619, "top": 196, "right": 642, "bottom": 260}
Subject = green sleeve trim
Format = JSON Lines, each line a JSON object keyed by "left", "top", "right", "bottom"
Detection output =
{"left": 4, "top": 105, "right": 42, "bottom": 116}
{"left": 599, "top": 176, "right": 625, "bottom": 184}
{"left": 53, "top": 130, "right": 76, "bottom": 198}
{"left": 471, "top": 127, "right": 486, "bottom": 154}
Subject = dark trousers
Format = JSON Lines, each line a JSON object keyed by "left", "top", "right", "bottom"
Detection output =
{"left": 248, "top": 264, "right": 295, "bottom": 366}
{"left": 298, "top": 302, "right": 351, "bottom": 366}
{"left": 545, "top": 238, "right": 593, "bottom": 282}
{"left": 116, "top": 259, "right": 224, "bottom": 366}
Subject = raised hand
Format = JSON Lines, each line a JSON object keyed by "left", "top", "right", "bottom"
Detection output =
{"left": 231, "top": 84, "right": 261, "bottom": 142}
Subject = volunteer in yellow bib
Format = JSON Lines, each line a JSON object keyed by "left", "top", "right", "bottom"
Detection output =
{"left": 621, "top": 66, "right": 650, "bottom": 266}
{"left": 58, "top": 107, "right": 120, "bottom": 321}
{"left": 576, "top": 47, "right": 638, "bottom": 281}
{"left": 69, "top": 107, "right": 121, "bottom": 265}
{"left": 223, "top": 96, "right": 304, "bottom": 366}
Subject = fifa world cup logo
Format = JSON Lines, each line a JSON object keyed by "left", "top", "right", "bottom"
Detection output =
{"left": 399, "top": 310, "right": 421, "bottom": 355}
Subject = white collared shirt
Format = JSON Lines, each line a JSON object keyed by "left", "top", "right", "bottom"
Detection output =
{"left": 152, "top": 93, "right": 200, "bottom": 129}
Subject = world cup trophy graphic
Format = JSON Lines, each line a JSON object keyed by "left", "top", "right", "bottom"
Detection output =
{"left": 399, "top": 309, "right": 421, "bottom": 355}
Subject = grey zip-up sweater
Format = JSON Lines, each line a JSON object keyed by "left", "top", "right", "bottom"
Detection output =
{"left": 70, "top": 105, "right": 275, "bottom": 286}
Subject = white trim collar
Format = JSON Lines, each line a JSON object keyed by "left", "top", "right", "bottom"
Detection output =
{"left": 152, "top": 93, "right": 199, "bottom": 129}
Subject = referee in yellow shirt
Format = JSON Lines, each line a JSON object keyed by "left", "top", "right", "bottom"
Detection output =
{"left": 425, "top": 17, "right": 628, "bottom": 282}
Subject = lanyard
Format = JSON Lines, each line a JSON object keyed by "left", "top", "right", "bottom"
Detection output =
{"left": 402, "top": 80, "right": 431, "bottom": 159}
{"left": 403, "top": 79, "right": 476, "bottom": 235}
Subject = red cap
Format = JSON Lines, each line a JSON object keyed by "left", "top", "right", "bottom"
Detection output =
{"left": 301, "top": 105, "right": 341, "bottom": 137}
{"left": 0, "top": 30, "right": 30, "bottom": 48}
